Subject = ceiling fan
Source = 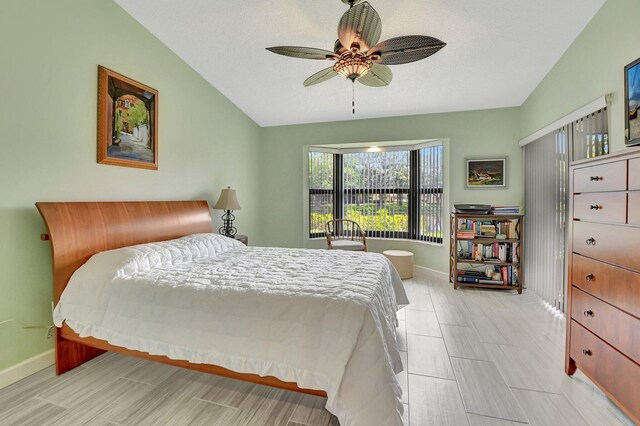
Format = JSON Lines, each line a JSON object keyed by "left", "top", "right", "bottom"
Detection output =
{"left": 266, "top": 0, "right": 446, "bottom": 113}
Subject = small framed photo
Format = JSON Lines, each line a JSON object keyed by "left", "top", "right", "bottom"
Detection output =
{"left": 97, "top": 66, "right": 158, "bottom": 170}
{"left": 465, "top": 157, "right": 507, "bottom": 189}
{"left": 625, "top": 57, "right": 640, "bottom": 146}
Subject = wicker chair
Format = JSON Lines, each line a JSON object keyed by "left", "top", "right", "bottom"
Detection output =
{"left": 325, "top": 219, "right": 367, "bottom": 251}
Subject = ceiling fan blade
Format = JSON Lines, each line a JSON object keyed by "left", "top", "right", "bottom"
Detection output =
{"left": 266, "top": 46, "right": 338, "bottom": 60}
{"left": 303, "top": 67, "right": 339, "bottom": 87}
{"left": 337, "top": 2, "right": 382, "bottom": 52}
{"left": 357, "top": 64, "right": 392, "bottom": 87}
{"left": 368, "top": 35, "right": 446, "bottom": 65}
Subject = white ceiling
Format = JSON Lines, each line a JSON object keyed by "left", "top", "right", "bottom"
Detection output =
{"left": 114, "top": 0, "right": 605, "bottom": 127}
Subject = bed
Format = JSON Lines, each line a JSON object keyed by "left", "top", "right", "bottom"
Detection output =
{"left": 36, "top": 201, "right": 408, "bottom": 426}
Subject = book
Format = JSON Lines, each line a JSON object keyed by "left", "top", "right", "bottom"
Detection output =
{"left": 478, "top": 278, "right": 504, "bottom": 285}
{"left": 457, "top": 269, "right": 485, "bottom": 277}
{"left": 508, "top": 219, "right": 519, "bottom": 239}
{"left": 492, "top": 206, "right": 521, "bottom": 214}
{"left": 457, "top": 231, "right": 475, "bottom": 239}
{"left": 480, "top": 224, "right": 496, "bottom": 237}
{"left": 498, "top": 244, "right": 507, "bottom": 261}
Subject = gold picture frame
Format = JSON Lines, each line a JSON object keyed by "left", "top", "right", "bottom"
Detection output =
{"left": 97, "top": 66, "right": 158, "bottom": 170}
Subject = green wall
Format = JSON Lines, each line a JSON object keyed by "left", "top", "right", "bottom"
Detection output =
{"left": 260, "top": 108, "right": 524, "bottom": 273}
{"left": 0, "top": 0, "right": 262, "bottom": 371}
{"left": 5, "top": 0, "right": 636, "bottom": 381}
{"left": 521, "top": 0, "right": 640, "bottom": 154}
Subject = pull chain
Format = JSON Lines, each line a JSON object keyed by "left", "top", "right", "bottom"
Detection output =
{"left": 352, "top": 80, "right": 355, "bottom": 115}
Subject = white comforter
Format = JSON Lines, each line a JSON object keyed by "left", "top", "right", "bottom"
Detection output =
{"left": 53, "top": 234, "right": 409, "bottom": 425}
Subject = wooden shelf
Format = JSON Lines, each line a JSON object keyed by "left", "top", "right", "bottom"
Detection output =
{"left": 457, "top": 238, "right": 520, "bottom": 243}
{"left": 451, "top": 212, "right": 523, "bottom": 294}
{"left": 453, "top": 213, "right": 523, "bottom": 219}
{"left": 455, "top": 282, "right": 519, "bottom": 290}
{"left": 456, "top": 259, "right": 519, "bottom": 266}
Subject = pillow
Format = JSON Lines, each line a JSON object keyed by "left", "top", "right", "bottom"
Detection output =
{"left": 71, "top": 233, "right": 244, "bottom": 285}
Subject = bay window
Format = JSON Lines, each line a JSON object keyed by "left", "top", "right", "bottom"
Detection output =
{"left": 308, "top": 141, "right": 444, "bottom": 243}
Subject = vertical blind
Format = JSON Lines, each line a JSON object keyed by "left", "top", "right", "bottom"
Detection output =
{"left": 572, "top": 107, "right": 609, "bottom": 161}
{"left": 308, "top": 142, "right": 444, "bottom": 242}
{"left": 524, "top": 107, "right": 608, "bottom": 311}
{"left": 343, "top": 150, "right": 410, "bottom": 238}
{"left": 308, "top": 151, "right": 334, "bottom": 237}
{"left": 419, "top": 144, "right": 444, "bottom": 242}
{"left": 524, "top": 129, "right": 569, "bottom": 310}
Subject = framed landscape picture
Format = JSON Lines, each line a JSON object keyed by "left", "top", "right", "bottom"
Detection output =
{"left": 625, "top": 57, "right": 640, "bottom": 146}
{"left": 97, "top": 66, "right": 158, "bottom": 170}
{"left": 465, "top": 157, "right": 507, "bottom": 189}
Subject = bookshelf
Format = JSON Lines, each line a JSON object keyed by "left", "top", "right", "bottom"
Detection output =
{"left": 449, "top": 213, "right": 524, "bottom": 294}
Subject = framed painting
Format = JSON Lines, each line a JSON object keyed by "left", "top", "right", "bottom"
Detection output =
{"left": 97, "top": 66, "right": 158, "bottom": 170}
{"left": 625, "top": 57, "right": 640, "bottom": 146}
{"left": 465, "top": 157, "right": 507, "bottom": 189}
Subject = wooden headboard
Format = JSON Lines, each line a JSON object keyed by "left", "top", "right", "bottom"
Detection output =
{"left": 36, "top": 201, "right": 212, "bottom": 304}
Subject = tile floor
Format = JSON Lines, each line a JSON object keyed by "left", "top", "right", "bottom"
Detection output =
{"left": 0, "top": 271, "right": 635, "bottom": 425}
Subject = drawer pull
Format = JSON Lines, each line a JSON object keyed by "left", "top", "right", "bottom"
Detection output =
{"left": 590, "top": 176, "right": 602, "bottom": 181}
{"left": 586, "top": 237, "right": 596, "bottom": 245}
{"left": 583, "top": 310, "right": 594, "bottom": 317}
{"left": 589, "top": 205, "right": 601, "bottom": 210}
{"left": 585, "top": 273, "right": 594, "bottom": 281}
{"left": 582, "top": 349, "right": 592, "bottom": 356}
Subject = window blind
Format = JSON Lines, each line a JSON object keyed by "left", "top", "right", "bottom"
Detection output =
{"left": 308, "top": 142, "right": 444, "bottom": 243}
{"left": 524, "top": 128, "right": 569, "bottom": 310}
{"left": 419, "top": 144, "right": 444, "bottom": 243}
{"left": 572, "top": 107, "right": 609, "bottom": 161}
{"left": 343, "top": 150, "right": 410, "bottom": 238}
{"left": 308, "top": 151, "right": 334, "bottom": 238}
{"left": 524, "top": 104, "right": 608, "bottom": 310}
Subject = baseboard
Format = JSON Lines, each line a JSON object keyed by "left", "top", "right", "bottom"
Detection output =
{"left": 414, "top": 265, "right": 449, "bottom": 280}
{"left": 0, "top": 349, "right": 54, "bottom": 390}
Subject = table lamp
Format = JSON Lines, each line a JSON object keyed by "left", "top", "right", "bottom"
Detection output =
{"left": 213, "top": 186, "right": 241, "bottom": 237}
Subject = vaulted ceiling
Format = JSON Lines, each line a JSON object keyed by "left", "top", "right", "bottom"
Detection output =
{"left": 115, "top": 0, "right": 605, "bottom": 127}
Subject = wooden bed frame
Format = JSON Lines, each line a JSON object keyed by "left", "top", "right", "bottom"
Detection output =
{"left": 36, "top": 201, "right": 326, "bottom": 397}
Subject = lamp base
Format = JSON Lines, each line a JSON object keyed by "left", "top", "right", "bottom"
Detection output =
{"left": 219, "top": 210, "right": 237, "bottom": 237}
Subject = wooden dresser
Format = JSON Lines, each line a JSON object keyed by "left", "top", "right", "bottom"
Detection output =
{"left": 566, "top": 147, "right": 640, "bottom": 424}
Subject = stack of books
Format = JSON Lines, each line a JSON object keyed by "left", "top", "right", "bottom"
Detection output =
{"left": 456, "top": 270, "right": 503, "bottom": 285}
{"left": 492, "top": 205, "right": 521, "bottom": 214}
{"left": 456, "top": 229, "right": 476, "bottom": 239}
{"left": 480, "top": 224, "right": 496, "bottom": 237}
{"left": 496, "top": 221, "right": 519, "bottom": 239}
{"left": 457, "top": 267, "right": 518, "bottom": 286}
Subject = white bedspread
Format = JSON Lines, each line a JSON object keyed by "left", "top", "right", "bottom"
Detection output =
{"left": 53, "top": 234, "right": 409, "bottom": 426}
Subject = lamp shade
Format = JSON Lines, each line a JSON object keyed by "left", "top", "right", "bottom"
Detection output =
{"left": 213, "top": 187, "right": 241, "bottom": 210}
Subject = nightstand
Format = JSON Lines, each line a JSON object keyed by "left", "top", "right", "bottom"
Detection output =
{"left": 235, "top": 235, "right": 248, "bottom": 246}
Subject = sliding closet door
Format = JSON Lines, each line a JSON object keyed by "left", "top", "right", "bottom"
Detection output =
{"left": 524, "top": 128, "right": 569, "bottom": 311}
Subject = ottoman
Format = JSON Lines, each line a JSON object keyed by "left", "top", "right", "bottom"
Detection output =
{"left": 383, "top": 250, "right": 414, "bottom": 279}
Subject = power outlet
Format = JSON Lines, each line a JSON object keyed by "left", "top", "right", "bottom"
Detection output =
{"left": 46, "top": 326, "right": 55, "bottom": 340}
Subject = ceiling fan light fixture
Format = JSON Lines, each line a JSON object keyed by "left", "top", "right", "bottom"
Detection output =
{"left": 333, "top": 51, "right": 372, "bottom": 81}
{"left": 266, "top": 1, "right": 446, "bottom": 112}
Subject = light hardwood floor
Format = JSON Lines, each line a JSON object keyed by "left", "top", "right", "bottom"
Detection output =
{"left": 0, "top": 271, "right": 636, "bottom": 425}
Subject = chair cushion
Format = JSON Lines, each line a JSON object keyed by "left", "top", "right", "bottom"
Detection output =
{"left": 331, "top": 240, "right": 365, "bottom": 251}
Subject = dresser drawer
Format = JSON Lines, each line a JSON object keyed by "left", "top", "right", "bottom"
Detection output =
{"left": 573, "top": 192, "right": 626, "bottom": 224}
{"left": 574, "top": 161, "right": 627, "bottom": 193}
{"left": 629, "top": 192, "right": 640, "bottom": 225}
{"left": 630, "top": 158, "right": 640, "bottom": 191}
{"left": 572, "top": 254, "right": 640, "bottom": 318}
{"left": 572, "top": 221, "right": 640, "bottom": 271}
{"left": 570, "top": 321, "right": 640, "bottom": 420}
{"left": 571, "top": 287, "right": 640, "bottom": 364}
